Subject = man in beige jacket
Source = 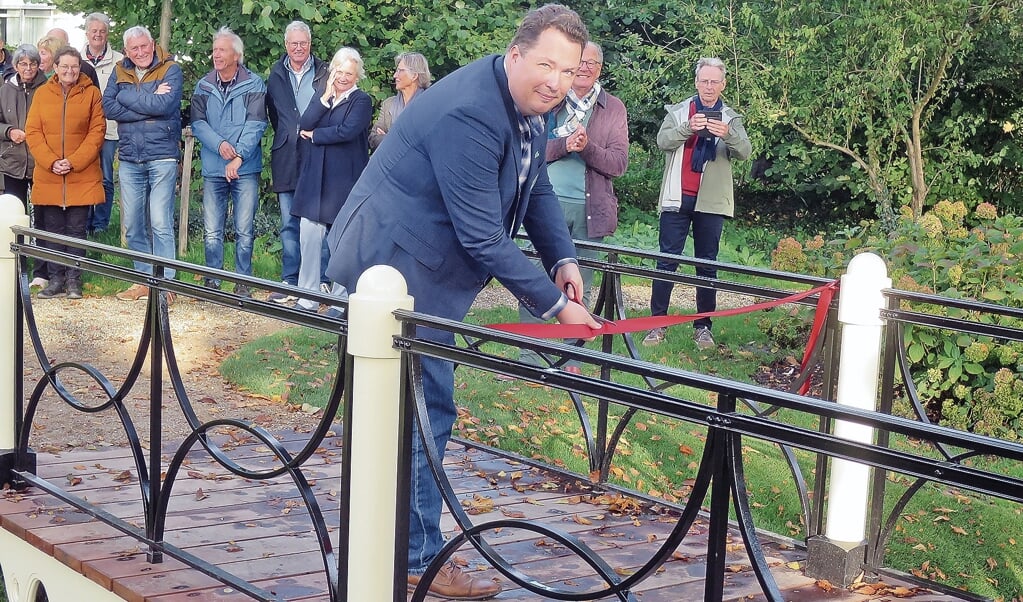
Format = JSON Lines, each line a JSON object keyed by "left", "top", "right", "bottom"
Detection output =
{"left": 643, "top": 56, "right": 752, "bottom": 349}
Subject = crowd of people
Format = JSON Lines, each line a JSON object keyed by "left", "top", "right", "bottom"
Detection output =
{"left": 0, "top": 4, "right": 752, "bottom": 599}
{"left": 0, "top": 9, "right": 751, "bottom": 351}
{"left": 0, "top": 16, "right": 413, "bottom": 307}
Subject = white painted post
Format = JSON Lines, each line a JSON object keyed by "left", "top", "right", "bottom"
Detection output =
{"left": 806, "top": 252, "right": 890, "bottom": 585}
{"left": 344, "top": 265, "right": 413, "bottom": 600}
{"left": 0, "top": 194, "right": 29, "bottom": 452}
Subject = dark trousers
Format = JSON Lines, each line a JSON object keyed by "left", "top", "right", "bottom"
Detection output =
{"left": 4, "top": 177, "right": 48, "bottom": 280}
{"left": 36, "top": 204, "right": 89, "bottom": 282}
{"left": 649, "top": 195, "right": 724, "bottom": 330}
{"left": 4, "top": 176, "right": 30, "bottom": 208}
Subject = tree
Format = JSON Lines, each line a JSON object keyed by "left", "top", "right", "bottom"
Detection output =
{"left": 53, "top": 0, "right": 529, "bottom": 105}
{"left": 757, "top": 0, "right": 1015, "bottom": 221}
{"left": 59, "top": 0, "right": 1023, "bottom": 222}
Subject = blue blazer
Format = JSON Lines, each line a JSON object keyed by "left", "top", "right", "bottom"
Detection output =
{"left": 325, "top": 55, "right": 576, "bottom": 321}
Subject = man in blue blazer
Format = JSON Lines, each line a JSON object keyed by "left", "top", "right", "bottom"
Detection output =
{"left": 326, "top": 5, "right": 599, "bottom": 599}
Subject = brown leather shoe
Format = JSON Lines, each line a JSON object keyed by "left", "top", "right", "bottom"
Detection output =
{"left": 116, "top": 283, "right": 149, "bottom": 301}
{"left": 407, "top": 561, "right": 501, "bottom": 600}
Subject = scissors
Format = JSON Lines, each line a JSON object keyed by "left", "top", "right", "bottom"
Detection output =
{"left": 564, "top": 282, "right": 616, "bottom": 327}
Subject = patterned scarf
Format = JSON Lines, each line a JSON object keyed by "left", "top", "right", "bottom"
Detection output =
{"left": 691, "top": 96, "right": 723, "bottom": 173}
{"left": 551, "top": 81, "right": 602, "bottom": 139}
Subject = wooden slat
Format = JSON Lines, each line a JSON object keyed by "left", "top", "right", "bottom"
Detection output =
{"left": 0, "top": 435, "right": 964, "bottom": 601}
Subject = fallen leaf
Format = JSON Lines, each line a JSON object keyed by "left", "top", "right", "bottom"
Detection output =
{"left": 112, "top": 470, "right": 134, "bottom": 483}
{"left": 462, "top": 494, "right": 495, "bottom": 515}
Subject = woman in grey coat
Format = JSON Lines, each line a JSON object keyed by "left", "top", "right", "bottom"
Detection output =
{"left": 368, "top": 52, "right": 430, "bottom": 150}
{"left": 0, "top": 44, "right": 48, "bottom": 206}
{"left": 0, "top": 44, "right": 50, "bottom": 288}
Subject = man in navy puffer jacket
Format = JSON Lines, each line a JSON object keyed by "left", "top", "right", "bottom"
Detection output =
{"left": 102, "top": 25, "right": 183, "bottom": 302}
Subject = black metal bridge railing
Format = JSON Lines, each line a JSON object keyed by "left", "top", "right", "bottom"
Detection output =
{"left": 1, "top": 221, "right": 1020, "bottom": 601}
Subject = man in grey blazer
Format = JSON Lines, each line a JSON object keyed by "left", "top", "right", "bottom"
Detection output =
{"left": 326, "top": 4, "right": 599, "bottom": 599}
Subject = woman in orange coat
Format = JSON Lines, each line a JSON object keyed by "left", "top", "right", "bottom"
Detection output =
{"left": 25, "top": 46, "right": 105, "bottom": 299}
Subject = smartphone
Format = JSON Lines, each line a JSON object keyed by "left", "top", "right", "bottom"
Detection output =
{"left": 698, "top": 110, "right": 722, "bottom": 137}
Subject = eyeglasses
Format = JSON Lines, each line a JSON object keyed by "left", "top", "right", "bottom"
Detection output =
{"left": 697, "top": 78, "right": 723, "bottom": 86}
{"left": 579, "top": 59, "right": 602, "bottom": 69}
{"left": 56, "top": 65, "right": 81, "bottom": 72}
{"left": 394, "top": 68, "right": 410, "bottom": 74}
{"left": 286, "top": 40, "right": 310, "bottom": 49}
{"left": 15, "top": 61, "right": 37, "bottom": 68}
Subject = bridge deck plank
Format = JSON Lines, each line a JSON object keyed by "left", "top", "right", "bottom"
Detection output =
{"left": 0, "top": 433, "right": 964, "bottom": 601}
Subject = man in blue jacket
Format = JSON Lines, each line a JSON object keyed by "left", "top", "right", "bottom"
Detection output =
{"left": 103, "top": 25, "right": 183, "bottom": 302}
{"left": 191, "top": 26, "right": 268, "bottom": 296}
{"left": 265, "top": 21, "right": 329, "bottom": 303}
{"left": 326, "top": 5, "right": 599, "bottom": 599}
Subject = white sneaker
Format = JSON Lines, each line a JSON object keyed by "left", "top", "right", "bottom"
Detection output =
{"left": 29, "top": 277, "right": 49, "bottom": 289}
{"left": 694, "top": 327, "right": 716, "bottom": 350}
{"left": 267, "top": 281, "right": 297, "bottom": 304}
{"left": 642, "top": 327, "right": 666, "bottom": 347}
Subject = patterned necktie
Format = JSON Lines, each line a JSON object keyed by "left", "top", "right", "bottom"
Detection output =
{"left": 512, "top": 115, "right": 544, "bottom": 234}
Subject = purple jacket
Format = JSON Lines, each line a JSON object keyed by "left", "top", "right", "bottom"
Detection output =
{"left": 545, "top": 87, "right": 630, "bottom": 238}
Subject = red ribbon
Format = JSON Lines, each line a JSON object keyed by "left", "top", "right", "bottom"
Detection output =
{"left": 490, "top": 280, "right": 840, "bottom": 395}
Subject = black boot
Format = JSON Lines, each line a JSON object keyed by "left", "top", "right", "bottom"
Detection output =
{"left": 66, "top": 276, "right": 83, "bottom": 299}
{"left": 37, "top": 277, "right": 66, "bottom": 299}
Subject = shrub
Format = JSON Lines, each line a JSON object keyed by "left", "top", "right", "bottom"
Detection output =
{"left": 615, "top": 144, "right": 663, "bottom": 213}
{"left": 758, "top": 306, "right": 813, "bottom": 351}
{"left": 770, "top": 200, "right": 1023, "bottom": 437}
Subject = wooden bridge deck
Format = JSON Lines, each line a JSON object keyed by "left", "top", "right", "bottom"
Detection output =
{"left": 0, "top": 430, "right": 961, "bottom": 601}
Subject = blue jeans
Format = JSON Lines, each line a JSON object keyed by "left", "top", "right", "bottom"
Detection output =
{"left": 409, "top": 349, "right": 458, "bottom": 573}
{"left": 277, "top": 191, "right": 301, "bottom": 285}
{"left": 119, "top": 159, "right": 178, "bottom": 278}
{"left": 88, "top": 139, "right": 118, "bottom": 231}
{"left": 649, "top": 196, "right": 724, "bottom": 330}
{"left": 202, "top": 174, "right": 259, "bottom": 282}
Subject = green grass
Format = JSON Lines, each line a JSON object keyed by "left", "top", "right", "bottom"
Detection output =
{"left": 219, "top": 327, "right": 342, "bottom": 408}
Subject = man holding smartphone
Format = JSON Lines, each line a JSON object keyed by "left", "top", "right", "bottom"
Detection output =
{"left": 643, "top": 56, "right": 752, "bottom": 349}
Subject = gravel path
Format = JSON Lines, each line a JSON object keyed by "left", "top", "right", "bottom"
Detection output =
{"left": 19, "top": 282, "right": 752, "bottom": 452}
{"left": 20, "top": 296, "right": 308, "bottom": 452}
